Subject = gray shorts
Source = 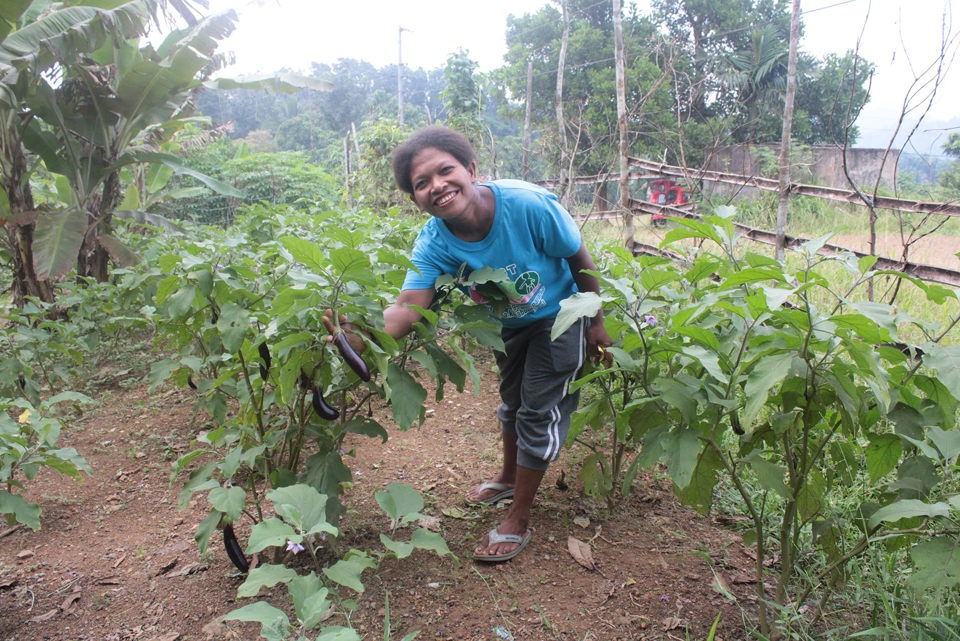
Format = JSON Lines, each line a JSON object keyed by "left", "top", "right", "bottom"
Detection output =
{"left": 494, "top": 316, "right": 587, "bottom": 471}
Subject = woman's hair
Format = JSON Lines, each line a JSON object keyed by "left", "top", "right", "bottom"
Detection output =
{"left": 391, "top": 126, "right": 477, "bottom": 194}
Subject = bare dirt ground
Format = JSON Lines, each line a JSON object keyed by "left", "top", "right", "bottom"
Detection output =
{"left": 0, "top": 363, "right": 762, "bottom": 641}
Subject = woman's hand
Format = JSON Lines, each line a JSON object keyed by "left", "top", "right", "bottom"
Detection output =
{"left": 587, "top": 319, "right": 613, "bottom": 368}
{"left": 321, "top": 309, "right": 367, "bottom": 354}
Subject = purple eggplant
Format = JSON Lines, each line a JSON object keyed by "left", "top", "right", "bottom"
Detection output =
{"left": 332, "top": 331, "right": 371, "bottom": 382}
{"left": 311, "top": 385, "right": 340, "bottom": 420}
{"left": 223, "top": 524, "right": 249, "bottom": 573}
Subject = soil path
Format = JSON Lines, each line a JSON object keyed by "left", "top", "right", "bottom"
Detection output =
{"left": 1, "top": 369, "right": 759, "bottom": 641}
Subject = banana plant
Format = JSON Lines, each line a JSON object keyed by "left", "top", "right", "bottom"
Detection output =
{"left": 22, "top": 9, "right": 242, "bottom": 283}
{"left": 1, "top": 1, "right": 161, "bottom": 306}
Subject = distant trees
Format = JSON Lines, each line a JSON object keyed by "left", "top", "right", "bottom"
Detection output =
{"left": 186, "top": 0, "right": 876, "bottom": 192}
{"left": 939, "top": 132, "right": 960, "bottom": 193}
{"left": 1, "top": 1, "right": 239, "bottom": 307}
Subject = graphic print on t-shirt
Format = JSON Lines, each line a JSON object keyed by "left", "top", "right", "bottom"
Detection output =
{"left": 465, "top": 264, "right": 546, "bottom": 320}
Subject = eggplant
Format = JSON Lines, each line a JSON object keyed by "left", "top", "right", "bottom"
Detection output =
{"left": 311, "top": 385, "right": 340, "bottom": 420}
{"left": 257, "top": 341, "right": 271, "bottom": 379}
{"left": 332, "top": 331, "right": 371, "bottom": 382}
{"left": 223, "top": 524, "right": 249, "bottom": 573}
{"left": 187, "top": 376, "right": 197, "bottom": 390}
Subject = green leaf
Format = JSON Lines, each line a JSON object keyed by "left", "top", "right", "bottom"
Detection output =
{"left": 926, "top": 425, "right": 960, "bottom": 463}
{"left": 742, "top": 352, "right": 794, "bottom": 428}
{"left": 662, "top": 218, "right": 723, "bottom": 246}
{"left": 223, "top": 602, "right": 291, "bottom": 641}
{"left": 830, "top": 312, "right": 891, "bottom": 344}
{"left": 281, "top": 236, "right": 328, "bottom": 273}
{"left": 745, "top": 452, "right": 790, "bottom": 499}
{"left": 921, "top": 344, "right": 960, "bottom": 402}
{"left": 375, "top": 483, "right": 424, "bottom": 524}
{"left": 675, "top": 445, "right": 721, "bottom": 514}
{"left": 237, "top": 563, "right": 299, "bottom": 598}
{"left": 267, "top": 484, "right": 337, "bottom": 537}
{"left": 33, "top": 208, "right": 86, "bottom": 280}
{"left": 797, "top": 468, "right": 827, "bottom": 521}
{"left": 323, "top": 551, "right": 377, "bottom": 593}
{"left": 315, "top": 627, "right": 362, "bottom": 641}
{"left": 865, "top": 434, "right": 902, "bottom": 481}
{"left": 344, "top": 417, "right": 389, "bottom": 443}
{"left": 216, "top": 301, "right": 250, "bottom": 353}
{"left": 330, "top": 246, "right": 374, "bottom": 285}
{"left": 654, "top": 377, "right": 700, "bottom": 425}
{"left": 908, "top": 537, "right": 960, "bottom": 593}
{"left": 386, "top": 363, "right": 427, "bottom": 429}
{"left": 380, "top": 534, "right": 415, "bottom": 559}
{"left": 721, "top": 266, "right": 784, "bottom": 287}
{"left": 208, "top": 486, "right": 246, "bottom": 523}
{"left": 551, "top": 292, "right": 601, "bottom": 340}
{"left": 287, "top": 573, "right": 331, "bottom": 629}
{"left": 164, "top": 284, "right": 197, "bottom": 320}
{"left": 206, "top": 72, "right": 334, "bottom": 93}
{"left": 0, "top": 1, "right": 32, "bottom": 42}
{"left": 663, "top": 428, "right": 703, "bottom": 489}
{"left": 411, "top": 527, "right": 455, "bottom": 559}
{"left": 194, "top": 510, "right": 220, "bottom": 555}
{"left": 0, "top": 491, "right": 41, "bottom": 531}
{"left": 246, "top": 517, "right": 297, "bottom": 554}
{"left": 869, "top": 499, "right": 952, "bottom": 529}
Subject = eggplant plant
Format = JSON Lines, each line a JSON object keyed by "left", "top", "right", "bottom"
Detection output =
{"left": 556, "top": 208, "right": 960, "bottom": 635}
{"left": 149, "top": 205, "right": 493, "bottom": 562}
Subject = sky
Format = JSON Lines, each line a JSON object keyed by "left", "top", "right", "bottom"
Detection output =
{"left": 204, "top": 0, "right": 958, "bottom": 153}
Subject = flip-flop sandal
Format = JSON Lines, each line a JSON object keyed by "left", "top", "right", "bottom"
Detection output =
{"left": 473, "top": 527, "right": 533, "bottom": 563}
{"left": 466, "top": 481, "right": 515, "bottom": 505}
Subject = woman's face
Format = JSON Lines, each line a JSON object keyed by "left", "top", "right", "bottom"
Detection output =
{"left": 408, "top": 147, "right": 478, "bottom": 221}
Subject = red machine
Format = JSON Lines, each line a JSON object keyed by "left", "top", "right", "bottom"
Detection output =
{"left": 648, "top": 179, "right": 688, "bottom": 225}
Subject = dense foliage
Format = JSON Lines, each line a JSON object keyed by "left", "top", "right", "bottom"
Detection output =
{"left": 3, "top": 1, "right": 959, "bottom": 639}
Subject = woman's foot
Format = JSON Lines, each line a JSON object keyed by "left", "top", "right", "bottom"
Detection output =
{"left": 466, "top": 479, "right": 515, "bottom": 504}
{"left": 473, "top": 520, "right": 532, "bottom": 562}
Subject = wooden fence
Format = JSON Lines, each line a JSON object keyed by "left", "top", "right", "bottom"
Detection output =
{"left": 552, "top": 158, "right": 960, "bottom": 287}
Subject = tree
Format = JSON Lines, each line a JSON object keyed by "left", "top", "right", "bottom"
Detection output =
{"left": 652, "top": 0, "right": 792, "bottom": 121}
{"left": 22, "top": 9, "right": 240, "bottom": 283}
{"left": 496, "top": 0, "right": 677, "bottom": 179}
{"left": 794, "top": 51, "right": 872, "bottom": 145}
{"left": 1, "top": 1, "right": 163, "bottom": 306}
{"left": 939, "top": 132, "right": 960, "bottom": 193}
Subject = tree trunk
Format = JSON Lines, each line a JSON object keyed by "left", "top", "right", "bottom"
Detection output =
{"left": 555, "top": 0, "right": 570, "bottom": 207}
{"left": 613, "top": 0, "right": 633, "bottom": 251}
{"left": 3, "top": 141, "right": 55, "bottom": 307}
{"left": 522, "top": 60, "right": 533, "bottom": 181}
{"left": 79, "top": 169, "right": 121, "bottom": 283}
{"left": 775, "top": 0, "right": 801, "bottom": 260}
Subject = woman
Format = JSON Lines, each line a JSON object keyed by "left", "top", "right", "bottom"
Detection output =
{"left": 338, "top": 125, "right": 611, "bottom": 562}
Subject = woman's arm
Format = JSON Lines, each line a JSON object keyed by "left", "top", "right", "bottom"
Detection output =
{"left": 566, "top": 242, "right": 612, "bottom": 362}
{"left": 383, "top": 287, "right": 436, "bottom": 340}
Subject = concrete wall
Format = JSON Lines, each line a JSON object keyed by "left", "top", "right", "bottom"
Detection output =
{"left": 703, "top": 144, "right": 900, "bottom": 196}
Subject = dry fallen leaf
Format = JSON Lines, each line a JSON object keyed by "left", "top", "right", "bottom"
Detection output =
{"left": 567, "top": 536, "right": 595, "bottom": 570}
{"left": 61, "top": 586, "right": 82, "bottom": 612}
{"left": 711, "top": 572, "right": 735, "bottom": 599}
{"left": 663, "top": 616, "right": 686, "bottom": 631}
{"left": 29, "top": 609, "right": 58, "bottom": 623}
{"left": 573, "top": 516, "right": 590, "bottom": 529}
{"left": 416, "top": 516, "right": 442, "bottom": 532}
{"left": 440, "top": 506, "right": 471, "bottom": 519}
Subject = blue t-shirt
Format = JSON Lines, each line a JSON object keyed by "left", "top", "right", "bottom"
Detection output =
{"left": 402, "top": 180, "right": 583, "bottom": 328}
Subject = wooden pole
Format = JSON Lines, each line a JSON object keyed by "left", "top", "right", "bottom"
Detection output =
{"left": 523, "top": 60, "right": 533, "bottom": 180}
{"left": 775, "top": 0, "right": 802, "bottom": 260}
{"left": 612, "top": 0, "right": 632, "bottom": 250}
{"left": 555, "top": 0, "right": 570, "bottom": 206}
